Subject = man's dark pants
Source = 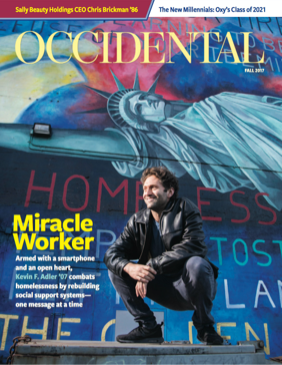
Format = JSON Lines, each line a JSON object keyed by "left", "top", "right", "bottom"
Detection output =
{"left": 108, "top": 256, "right": 217, "bottom": 331}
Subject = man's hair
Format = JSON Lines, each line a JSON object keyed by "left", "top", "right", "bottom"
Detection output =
{"left": 141, "top": 167, "right": 179, "bottom": 198}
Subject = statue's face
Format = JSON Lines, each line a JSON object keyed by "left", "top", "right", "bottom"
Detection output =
{"left": 128, "top": 92, "right": 166, "bottom": 123}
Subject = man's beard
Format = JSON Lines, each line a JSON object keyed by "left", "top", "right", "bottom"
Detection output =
{"left": 145, "top": 196, "right": 166, "bottom": 212}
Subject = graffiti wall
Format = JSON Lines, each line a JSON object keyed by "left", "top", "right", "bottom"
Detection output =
{"left": 0, "top": 16, "right": 282, "bottom": 362}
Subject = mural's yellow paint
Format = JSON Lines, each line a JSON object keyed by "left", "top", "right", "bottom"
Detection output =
{"left": 0, "top": 315, "right": 19, "bottom": 350}
{"left": 245, "top": 322, "right": 270, "bottom": 355}
{"left": 56, "top": 318, "right": 81, "bottom": 340}
{"left": 21, "top": 316, "right": 49, "bottom": 339}
{"left": 217, "top": 322, "right": 236, "bottom": 340}
{"left": 0, "top": 61, "right": 83, "bottom": 123}
{"left": 101, "top": 319, "right": 116, "bottom": 341}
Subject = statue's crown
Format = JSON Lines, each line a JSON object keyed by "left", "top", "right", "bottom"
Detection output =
{"left": 86, "top": 70, "right": 159, "bottom": 128}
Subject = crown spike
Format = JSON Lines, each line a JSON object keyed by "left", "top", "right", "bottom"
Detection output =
{"left": 110, "top": 69, "right": 125, "bottom": 91}
{"left": 84, "top": 85, "right": 111, "bottom": 99}
{"left": 148, "top": 75, "right": 160, "bottom": 93}
{"left": 75, "top": 107, "right": 108, "bottom": 114}
{"left": 133, "top": 71, "right": 140, "bottom": 90}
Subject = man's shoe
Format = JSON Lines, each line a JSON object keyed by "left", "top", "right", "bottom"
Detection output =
{"left": 197, "top": 325, "right": 224, "bottom": 345}
{"left": 116, "top": 323, "right": 164, "bottom": 343}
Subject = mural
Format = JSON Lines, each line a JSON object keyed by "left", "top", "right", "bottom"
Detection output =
{"left": 0, "top": 16, "right": 282, "bottom": 362}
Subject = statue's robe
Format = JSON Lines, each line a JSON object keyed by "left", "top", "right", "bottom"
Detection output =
{"left": 111, "top": 93, "right": 282, "bottom": 210}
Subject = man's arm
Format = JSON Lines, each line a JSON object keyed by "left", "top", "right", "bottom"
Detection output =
{"left": 123, "top": 263, "right": 156, "bottom": 283}
{"left": 103, "top": 218, "right": 137, "bottom": 277}
{"left": 135, "top": 281, "right": 147, "bottom": 298}
{"left": 104, "top": 215, "right": 157, "bottom": 281}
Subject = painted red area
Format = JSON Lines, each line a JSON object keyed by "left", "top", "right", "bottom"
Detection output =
{"left": 63, "top": 175, "right": 90, "bottom": 212}
{"left": 97, "top": 177, "right": 128, "bottom": 214}
{"left": 197, "top": 187, "right": 222, "bottom": 222}
{"left": 230, "top": 190, "right": 250, "bottom": 224}
{"left": 25, "top": 170, "right": 56, "bottom": 210}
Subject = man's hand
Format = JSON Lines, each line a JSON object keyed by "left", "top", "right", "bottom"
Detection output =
{"left": 136, "top": 281, "right": 147, "bottom": 299}
{"left": 123, "top": 263, "right": 156, "bottom": 283}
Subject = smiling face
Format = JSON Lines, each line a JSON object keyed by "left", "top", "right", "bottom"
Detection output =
{"left": 128, "top": 92, "right": 166, "bottom": 123}
{"left": 143, "top": 175, "right": 174, "bottom": 213}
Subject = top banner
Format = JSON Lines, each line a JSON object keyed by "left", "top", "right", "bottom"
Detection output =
{"left": 1, "top": 0, "right": 282, "bottom": 19}
{"left": 1, "top": 0, "right": 153, "bottom": 19}
{"left": 151, "top": 0, "right": 282, "bottom": 17}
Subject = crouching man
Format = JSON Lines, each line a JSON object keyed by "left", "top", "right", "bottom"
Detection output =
{"left": 104, "top": 167, "right": 223, "bottom": 345}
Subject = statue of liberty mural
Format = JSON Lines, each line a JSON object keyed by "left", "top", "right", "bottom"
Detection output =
{"left": 82, "top": 70, "right": 282, "bottom": 211}
{"left": 1, "top": 70, "right": 282, "bottom": 210}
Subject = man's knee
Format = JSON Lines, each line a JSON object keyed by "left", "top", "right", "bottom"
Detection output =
{"left": 108, "top": 269, "right": 134, "bottom": 289}
{"left": 108, "top": 270, "right": 124, "bottom": 295}
{"left": 184, "top": 257, "right": 212, "bottom": 281}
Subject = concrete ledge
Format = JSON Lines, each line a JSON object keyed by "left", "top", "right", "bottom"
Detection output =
{"left": 12, "top": 340, "right": 269, "bottom": 364}
{"left": 13, "top": 353, "right": 269, "bottom": 365}
{"left": 15, "top": 340, "right": 256, "bottom": 356}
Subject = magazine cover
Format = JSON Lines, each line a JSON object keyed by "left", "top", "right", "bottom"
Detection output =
{"left": 0, "top": 4, "right": 282, "bottom": 362}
